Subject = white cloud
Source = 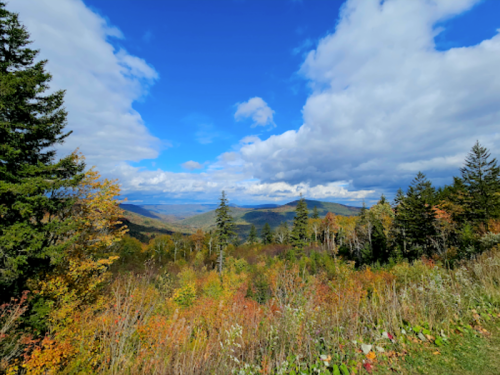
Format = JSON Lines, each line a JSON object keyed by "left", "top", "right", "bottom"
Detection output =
{"left": 11, "top": 0, "right": 498, "bottom": 204}
{"left": 292, "top": 38, "right": 313, "bottom": 55}
{"left": 182, "top": 161, "right": 204, "bottom": 170}
{"left": 238, "top": 0, "right": 500, "bottom": 193}
{"left": 235, "top": 97, "right": 276, "bottom": 128}
{"left": 9, "top": 0, "right": 161, "bottom": 171}
{"left": 115, "top": 162, "right": 373, "bottom": 203}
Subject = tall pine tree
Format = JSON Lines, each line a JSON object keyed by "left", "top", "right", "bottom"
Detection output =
{"left": 459, "top": 141, "right": 500, "bottom": 225}
{"left": 312, "top": 206, "right": 319, "bottom": 219}
{"left": 0, "top": 4, "right": 85, "bottom": 298}
{"left": 247, "top": 224, "right": 257, "bottom": 244}
{"left": 260, "top": 222, "right": 273, "bottom": 244}
{"left": 215, "top": 191, "right": 235, "bottom": 275}
{"left": 291, "top": 195, "right": 309, "bottom": 249}
{"left": 393, "top": 172, "right": 437, "bottom": 259}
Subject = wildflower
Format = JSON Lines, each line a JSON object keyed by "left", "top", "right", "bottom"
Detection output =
{"left": 363, "top": 362, "right": 374, "bottom": 373}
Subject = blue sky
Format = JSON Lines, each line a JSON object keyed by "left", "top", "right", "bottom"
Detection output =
{"left": 9, "top": 0, "right": 500, "bottom": 205}
{"left": 83, "top": 0, "right": 343, "bottom": 174}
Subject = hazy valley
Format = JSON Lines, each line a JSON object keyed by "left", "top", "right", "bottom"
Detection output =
{"left": 120, "top": 199, "right": 361, "bottom": 243}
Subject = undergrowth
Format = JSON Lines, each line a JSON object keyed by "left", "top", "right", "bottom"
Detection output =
{"left": 3, "top": 246, "right": 500, "bottom": 374}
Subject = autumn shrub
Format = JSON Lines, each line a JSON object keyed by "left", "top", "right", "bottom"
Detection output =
{"left": 111, "top": 235, "right": 145, "bottom": 273}
{"left": 12, "top": 247, "right": 500, "bottom": 374}
{"left": 0, "top": 291, "right": 30, "bottom": 372}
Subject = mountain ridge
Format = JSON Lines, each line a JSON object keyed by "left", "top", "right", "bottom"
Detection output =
{"left": 120, "top": 200, "right": 361, "bottom": 239}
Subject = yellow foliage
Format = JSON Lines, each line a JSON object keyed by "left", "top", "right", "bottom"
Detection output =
{"left": 172, "top": 283, "right": 197, "bottom": 308}
{"left": 35, "top": 168, "right": 126, "bottom": 325}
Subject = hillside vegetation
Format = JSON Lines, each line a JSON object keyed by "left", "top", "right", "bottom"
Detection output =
{"left": 121, "top": 199, "right": 361, "bottom": 241}
{"left": 180, "top": 200, "right": 360, "bottom": 238}
{"left": 120, "top": 211, "right": 194, "bottom": 243}
{"left": 3, "top": 5, "right": 500, "bottom": 374}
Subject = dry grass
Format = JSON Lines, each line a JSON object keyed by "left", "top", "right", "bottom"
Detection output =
{"left": 16, "top": 247, "right": 500, "bottom": 374}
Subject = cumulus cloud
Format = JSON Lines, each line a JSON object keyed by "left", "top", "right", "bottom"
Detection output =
{"left": 115, "top": 161, "right": 373, "bottom": 203}
{"left": 235, "top": 97, "right": 276, "bottom": 128}
{"left": 239, "top": 0, "right": 500, "bottom": 193}
{"left": 182, "top": 161, "right": 204, "bottom": 170}
{"left": 12, "top": 0, "right": 498, "bottom": 204}
{"left": 9, "top": 0, "right": 161, "bottom": 171}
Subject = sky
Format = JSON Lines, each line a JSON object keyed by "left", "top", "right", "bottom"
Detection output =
{"left": 8, "top": 0, "right": 500, "bottom": 206}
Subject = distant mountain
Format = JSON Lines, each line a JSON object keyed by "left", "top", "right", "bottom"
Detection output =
{"left": 180, "top": 199, "right": 361, "bottom": 238}
{"left": 120, "top": 200, "right": 361, "bottom": 240}
{"left": 120, "top": 203, "right": 217, "bottom": 222}
{"left": 284, "top": 199, "right": 361, "bottom": 216}
{"left": 120, "top": 210, "right": 194, "bottom": 243}
{"left": 238, "top": 204, "right": 280, "bottom": 209}
{"left": 120, "top": 204, "right": 162, "bottom": 220}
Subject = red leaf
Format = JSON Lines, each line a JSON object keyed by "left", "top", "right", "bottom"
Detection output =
{"left": 363, "top": 363, "right": 373, "bottom": 373}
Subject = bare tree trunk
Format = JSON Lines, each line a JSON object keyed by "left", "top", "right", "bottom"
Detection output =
{"left": 332, "top": 232, "right": 336, "bottom": 258}
{"left": 218, "top": 246, "right": 224, "bottom": 285}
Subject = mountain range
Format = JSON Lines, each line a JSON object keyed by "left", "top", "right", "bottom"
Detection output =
{"left": 120, "top": 200, "right": 361, "bottom": 241}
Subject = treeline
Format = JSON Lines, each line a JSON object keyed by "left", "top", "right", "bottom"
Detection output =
{"left": 132, "top": 141, "right": 500, "bottom": 271}
{"left": 252, "top": 142, "right": 500, "bottom": 267}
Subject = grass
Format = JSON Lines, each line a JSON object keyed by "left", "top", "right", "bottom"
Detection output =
{"left": 380, "top": 319, "right": 500, "bottom": 374}
{"left": 14, "top": 247, "right": 500, "bottom": 374}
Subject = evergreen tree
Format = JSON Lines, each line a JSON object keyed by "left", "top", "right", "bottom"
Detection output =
{"left": 459, "top": 141, "right": 500, "bottom": 225}
{"left": 260, "top": 222, "right": 273, "bottom": 244}
{"left": 369, "top": 195, "right": 394, "bottom": 263}
{"left": 247, "top": 224, "right": 257, "bottom": 244}
{"left": 378, "top": 194, "right": 387, "bottom": 205}
{"left": 0, "top": 4, "right": 85, "bottom": 297}
{"left": 312, "top": 206, "right": 319, "bottom": 219}
{"left": 291, "top": 195, "right": 309, "bottom": 248}
{"left": 393, "top": 172, "right": 437, "bottom": 259}
{"left": 215, "top": 191, "right": 235, "bottom": 275}
{"left": 356, "top": 201, "right": 374, "bottom": 263}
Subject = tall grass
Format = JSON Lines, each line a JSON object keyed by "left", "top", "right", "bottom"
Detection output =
{"left": 20, "top": 247, "right": 500, "bottom": 374}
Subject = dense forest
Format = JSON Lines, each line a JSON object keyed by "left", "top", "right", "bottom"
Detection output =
{"left": 2, "top": 3, "right": 500, "bottom": 374}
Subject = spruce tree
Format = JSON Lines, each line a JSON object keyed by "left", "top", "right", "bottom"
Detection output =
{"left": 248, "top": 224, "right": 257, "bottom": 244}
{"left": 393, "top": 172, "right": 437, "bottom": 259}
{"left": 312, "top": 206, "right": 319, "bottom": 219}
{"left": 460, "top": 141, "right": 500, "bottom": 225}
{"left": 214, "top": 191, "right": 235, "bottom": 275}
{"left": 0, "top": 4, "right": 85, "bottom": 297}
{"left": 260, "top": 222, "right": 273, "bottom": 244}
{"left": 291, "top": 195, "right": 309, "bottom": 248}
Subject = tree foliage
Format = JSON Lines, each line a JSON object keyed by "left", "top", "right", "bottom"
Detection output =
{"left": 459, "top": 141, "right": 500, "bottom": 225}
{"left": 260, "top": 223, "right": 273, "bottom": 245}
{"left": 0, "top": 4, "right": 85, "bottom": 298}
{"left": 393, "top": 172, "right": 437, "bottom": 259}
{"left": 33, "top": 169, "right": 126, "bottom": 326}
{"left": 247, "top": 224, "right": 258, "bottom": 245}
{"left": 215, "top": 191, "right": 235, "bottom": 274}
{"left": 312, "top": 206, "right": 319, "bottom": 219}
{"left": 291, "top": 196, "right": 309, "bottom": 249}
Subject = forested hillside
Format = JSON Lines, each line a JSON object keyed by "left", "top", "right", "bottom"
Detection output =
{"left": 120, "top": 199, "right": 361, "bottom": 241}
